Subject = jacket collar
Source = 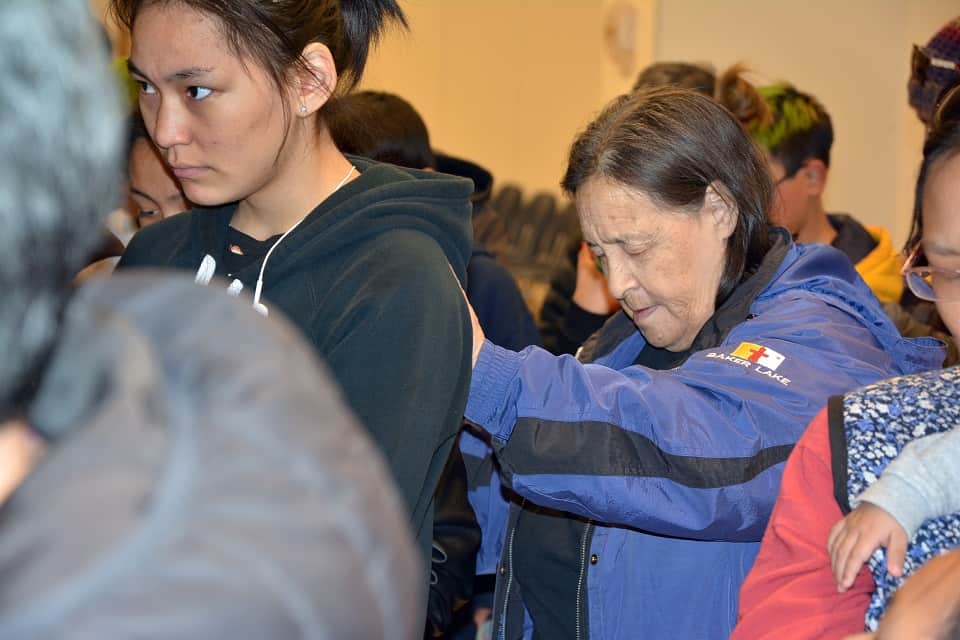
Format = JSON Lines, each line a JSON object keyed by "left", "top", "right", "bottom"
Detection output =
{"left": 579, "top": 228, "right": 791, "bottom": 365}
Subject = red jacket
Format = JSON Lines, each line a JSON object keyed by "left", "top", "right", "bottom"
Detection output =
{"left": 732, "top": 408, "right": 875, "bottom": 639}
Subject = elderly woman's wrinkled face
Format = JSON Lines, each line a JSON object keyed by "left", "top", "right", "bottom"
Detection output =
{"left": 577, "top": 177, "right": 735, "bottom": 352}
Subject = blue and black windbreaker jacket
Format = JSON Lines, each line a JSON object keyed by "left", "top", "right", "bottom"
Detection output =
{"left": 461, "top": 238, "right": 944, "bottom": 640}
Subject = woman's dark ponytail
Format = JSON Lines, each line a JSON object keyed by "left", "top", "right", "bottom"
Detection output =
{"left": 338, "top": 0, "right": 406, "bottom": 88}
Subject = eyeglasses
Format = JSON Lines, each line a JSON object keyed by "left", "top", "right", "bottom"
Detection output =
{"left": 901, "top": 244, "right": 960, "bottom": 302}
{"left": 931, "top": 81, "right": 960, "bottom": 131}
{"left": 912, "top": 45, "right": 960, "bottom": 87}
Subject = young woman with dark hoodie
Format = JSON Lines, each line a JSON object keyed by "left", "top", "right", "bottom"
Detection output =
{"left": 111, "top": 0, "right": 474, "bottom": 575}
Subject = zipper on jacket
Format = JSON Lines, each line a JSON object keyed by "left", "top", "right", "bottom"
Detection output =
{"left": 498, "top": 521, "right": 518, "bottom": 640}
{"left": 575, "top": 521, "right": 593, "bottom": 640}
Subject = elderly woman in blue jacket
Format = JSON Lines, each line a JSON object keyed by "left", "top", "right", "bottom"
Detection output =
{"left": 459, "top": 86, "right": 944, "bottom": 640}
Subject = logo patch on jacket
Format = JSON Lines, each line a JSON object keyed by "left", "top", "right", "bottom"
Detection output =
{"left": 705, "top": 342, "right": 792, "bottom": 386}
{"left": 730, "top": 342, "right": 785, "bottom": 371}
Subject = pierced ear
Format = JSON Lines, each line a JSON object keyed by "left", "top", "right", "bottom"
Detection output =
{"left": 296, "top": 42, "right": 337, "bottom": 116}
{"left": 705, "top": 181, "right": 738, "bottom": 240}
{"left": 802, "top": 159, "right": 828, "bottom": 197}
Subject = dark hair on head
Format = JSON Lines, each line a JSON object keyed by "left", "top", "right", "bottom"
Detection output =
{"left": 127, "top": 109, "right": 149, "bottom": 150}
{"left": 905, "top": 108, "right": 960, "bottom": 253}
{"left": 715, "top": 65, "right": 772, "bottom": 131}
{"left": 633, "top": 62, "right": 716, "bottom": 96}
{"left": 562, "top": 84, "right": 774, "bottom": 304}
{"left": 122, "top": 109, "right": 152, "bottom": 169}
{"left": 109, "top": 0, "right": 406, "bottom": 103}
{"left": 750, "top": 83, "right": 833, "bottom": 177}
{"left": 326, "top": 91, "right": 435, "bottom": 169}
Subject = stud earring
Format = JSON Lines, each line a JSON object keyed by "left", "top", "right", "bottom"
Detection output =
{"left": 300, "top": 105, "right": 308, "bottom": 114}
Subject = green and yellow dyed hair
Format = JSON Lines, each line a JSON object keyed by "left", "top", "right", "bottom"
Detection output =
{"left": 749, "top": 83, "right": 833, "bottom": 178}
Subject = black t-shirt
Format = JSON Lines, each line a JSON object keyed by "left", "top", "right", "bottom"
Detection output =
{"left": 512, "top": 505, "right": 585, "bottom": 640}
{"left": 222, "top": 227, "right": 280, "bottom": 277}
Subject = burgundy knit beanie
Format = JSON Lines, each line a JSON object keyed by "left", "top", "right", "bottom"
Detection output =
{"left": 910, "top": 16, "right": 960, "bottom": 123}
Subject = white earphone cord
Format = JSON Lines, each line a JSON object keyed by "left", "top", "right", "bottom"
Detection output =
{"left": 252, "top": 164, "right": 356, "bottom": 315}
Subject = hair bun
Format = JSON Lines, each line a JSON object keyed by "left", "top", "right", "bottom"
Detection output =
{"left": 715, "top": 64, "right": 772, "bottom": 130}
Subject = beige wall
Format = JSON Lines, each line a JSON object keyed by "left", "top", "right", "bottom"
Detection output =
{"left": 362, "top": 0, "right": 656, "bottom": 197}
{"left": 657, "top": 0, "right": 957, "bottom": 247}
{"left": 95, "top": 0, "right": 957, "bottom": 246}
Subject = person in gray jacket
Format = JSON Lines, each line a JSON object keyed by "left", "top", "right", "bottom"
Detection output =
{"left": 0, "top": 2, "right": 421, "bottom": 638}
